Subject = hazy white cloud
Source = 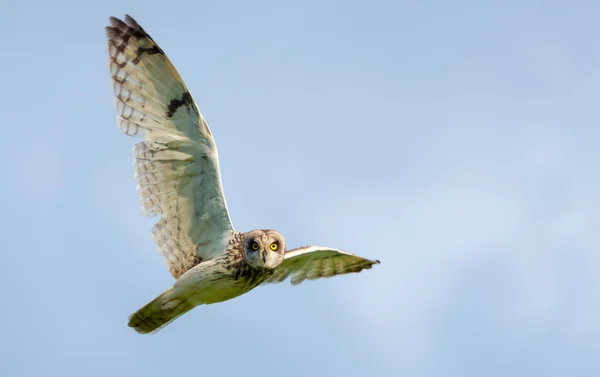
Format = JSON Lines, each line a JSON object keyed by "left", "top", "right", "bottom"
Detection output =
{"left": 314, "top": 132, "right": 600, "bottom": 368}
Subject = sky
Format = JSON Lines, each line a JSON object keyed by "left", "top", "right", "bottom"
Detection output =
{"left": 1, "top": 0, "right": 599, "bottom": 376}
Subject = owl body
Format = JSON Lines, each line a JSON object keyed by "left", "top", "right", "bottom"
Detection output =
{"left": 128, "top": 230, "right": 282, "bottom": 333}
{"left": 180, "top": 231, "right": 281, "bottom": 305}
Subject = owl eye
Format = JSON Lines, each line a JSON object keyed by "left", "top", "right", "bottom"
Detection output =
{"left": 251, "top": 242, "right": 260, "bottom": 251}
{"left": 270, "top": 243, "right": 278, "bottom": 251}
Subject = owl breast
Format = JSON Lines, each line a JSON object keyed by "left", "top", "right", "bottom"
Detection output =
{"left": 233, "top": 264, "right": 275, "bottom": 287}
{"left": 184, "top": 247, "right": 274, "bottom": 305}
{"left": 183, "top": 263, "right": 274, "bottom": 307}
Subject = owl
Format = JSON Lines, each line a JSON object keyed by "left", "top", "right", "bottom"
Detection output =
{"left": 106, "top": 15, "right": 380, "bottom": 334}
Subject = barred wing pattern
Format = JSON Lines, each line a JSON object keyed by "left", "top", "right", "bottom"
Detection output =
{"left": 106, "top": 15, "right": 235, "bottom": 278}
{"left": 265, "top": 246, "right": 380, "bottom": 285}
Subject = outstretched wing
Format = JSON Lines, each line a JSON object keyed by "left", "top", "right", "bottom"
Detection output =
{"left": 264, "top": 246, "right": 380, "bottom": 285}
{"left": 106, "top": 15, "right": 235, "bottom": 279}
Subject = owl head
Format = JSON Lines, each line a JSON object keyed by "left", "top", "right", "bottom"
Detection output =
{"left": 242, "top": 229, "right": 286, "bottom": 269}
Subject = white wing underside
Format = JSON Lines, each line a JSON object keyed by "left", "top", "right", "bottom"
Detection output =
{"left": 265, "top": 246, "right": 380, "bottom": 285}
{"left": 106, "top": 15, "right": 235, "bottom": 278}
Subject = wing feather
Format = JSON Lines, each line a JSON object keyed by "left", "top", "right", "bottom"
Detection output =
{"left": 265, "top": 246, "right": 380, "bottom": 285}
{"left": 106, "top": 15, "right": 235, "bottom": 278}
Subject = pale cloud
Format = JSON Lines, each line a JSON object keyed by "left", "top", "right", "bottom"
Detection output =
{"left": 313, "top": 173, "right": 528, "bottom": 363}
{"left": 313, "top": 141, "right": 600, "bottom": 368}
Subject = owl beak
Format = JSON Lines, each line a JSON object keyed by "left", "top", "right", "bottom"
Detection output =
{"left": 261, "top": 250, "right": 267, "bottom": 263}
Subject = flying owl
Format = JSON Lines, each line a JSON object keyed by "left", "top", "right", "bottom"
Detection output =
{"left": 106, "top": 15, "right": 380, "bottom": 334}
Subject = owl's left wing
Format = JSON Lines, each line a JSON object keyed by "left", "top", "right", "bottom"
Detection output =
{"left": 264, "top": 246, "right": 380, "bottom": 285}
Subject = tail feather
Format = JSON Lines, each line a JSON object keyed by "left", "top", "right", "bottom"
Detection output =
{"left": 128, "top": 287, "right": 194, "bottom": 334}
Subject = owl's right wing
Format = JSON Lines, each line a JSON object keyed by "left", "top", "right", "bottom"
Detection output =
{"left": 264, "top": 246, "right": 380, "bottom": 285}
{"left": 106, "top": 15, "right": 235, "bottom": 279}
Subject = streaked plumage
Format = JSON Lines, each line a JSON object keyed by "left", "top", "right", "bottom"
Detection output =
{"left": 106, "top": 15, "right": 380, "bottom": 334}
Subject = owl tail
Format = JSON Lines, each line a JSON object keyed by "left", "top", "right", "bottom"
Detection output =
{"left": 128, "top": 287, "right": 194, "bottom": 334}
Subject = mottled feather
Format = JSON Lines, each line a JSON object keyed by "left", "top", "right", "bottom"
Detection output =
{"left": 265, "top": 246, "right": 380, "bottom": 285}
{"left": 106, "top": 15, "right": 235, "bottom": 278}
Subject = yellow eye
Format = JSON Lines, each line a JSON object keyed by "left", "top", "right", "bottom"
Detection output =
{"left": 251, "top": 242, "right": 260, "bottom": 251}
{"left": 270, "top": 243, "right": 278, "bottom": 251}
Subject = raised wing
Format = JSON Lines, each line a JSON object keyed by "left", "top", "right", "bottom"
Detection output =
{"left": 106, "top": 15, "right": 235, "bottom": 278}
{"left": 264, "top": 246, "right": 380, "bottom": 285}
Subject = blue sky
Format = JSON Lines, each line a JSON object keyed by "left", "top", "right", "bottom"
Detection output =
{"left": 1, "top": 0, "right": 599, "bottom": 376}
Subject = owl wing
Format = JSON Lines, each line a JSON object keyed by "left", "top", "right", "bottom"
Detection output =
{"left": 106, "top": 15, "right": 235, "bottom": 279}
{"left": 264, "top": 246, "right": 380, "bottom": 285}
